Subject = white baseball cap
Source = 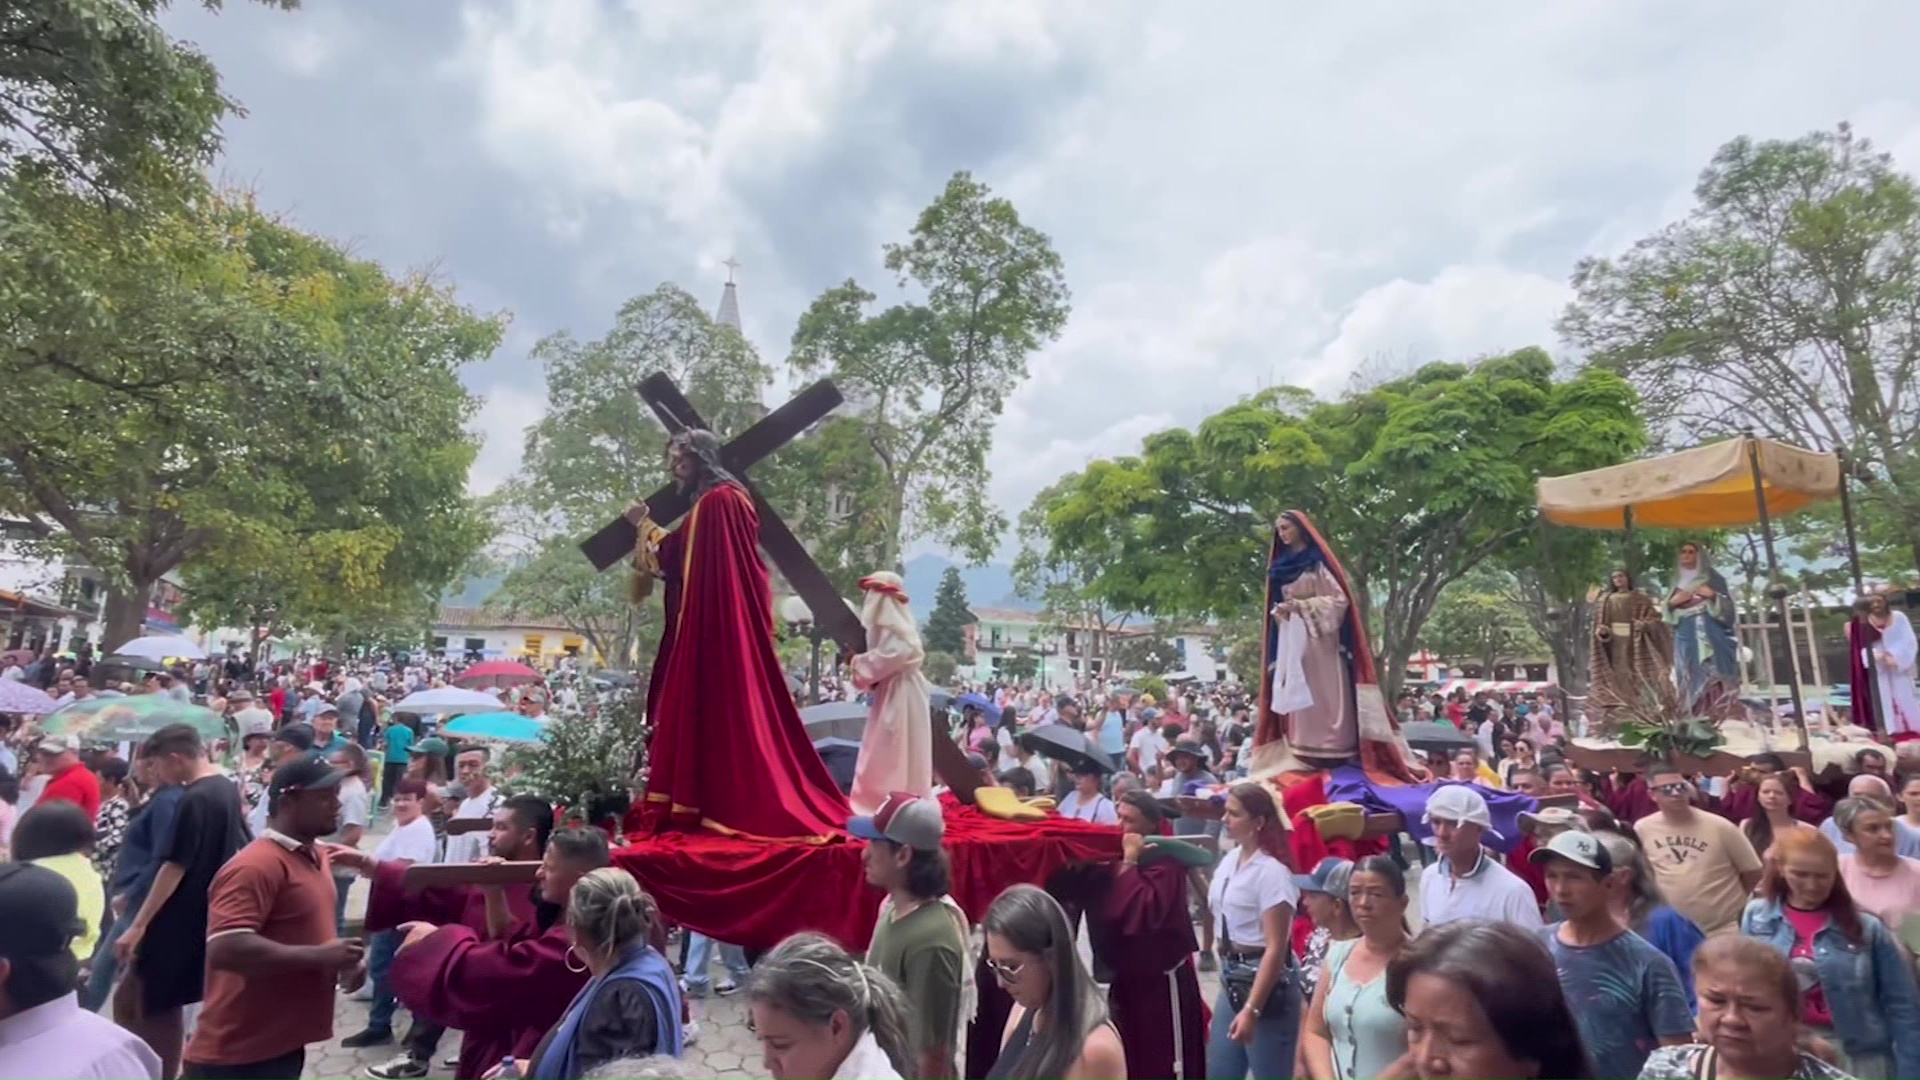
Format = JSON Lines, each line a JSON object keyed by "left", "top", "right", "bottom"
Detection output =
{"left": 1423, "top": 784, "right": 1500, "bottom": 838}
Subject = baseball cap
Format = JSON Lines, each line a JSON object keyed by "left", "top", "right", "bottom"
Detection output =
{"left": 0, "top": 863, "right": 85, "bottom": 960}
{"left": 228, "top": 688, "right": 255, "bottom": 703}
{"left": 848, "top": 792, "right": 945, "bottom": 852}
{"left": 1518, "top": 806, "right": 1584, "bottom": 836}
{"left": 411, "top": 735, "right": 450, "bottom": 758}
{"left": 269, "top": 750, "right": 347, "bottom": 797}
{"left": 272, "top": 723, "right": 316, "bottom": 751}
{"left": 1423, "top": 784, "right": 1500, "bottom": 838}
{"left": 313, "top": 702, "right": 339, "bottom": 717}
{"left": 1293, "top": 856, "right": 1354, "bottom": 897}
{"left": 1527, "top": 829, "right": 1612, "bottom": 874}
{"left": 36, "top": 732, "right": 81, "bottom": 755}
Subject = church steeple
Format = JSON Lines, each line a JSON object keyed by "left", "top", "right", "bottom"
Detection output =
{"left": 715, "top": 257, "right": 742, "bottom": 331}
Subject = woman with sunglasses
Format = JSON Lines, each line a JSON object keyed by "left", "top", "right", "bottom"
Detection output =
{"left": 982, "top": 885, "right": 1126, "bottom": 1080}
{"left": 1206, "top": 782, "right": 1300, "bottom": 1079}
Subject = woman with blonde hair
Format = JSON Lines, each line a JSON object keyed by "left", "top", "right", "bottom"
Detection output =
{"left": 515, "top": 868, "right": 683, "bottom": 1079}
{"left": 1738, "top": 828, "right": 1920, "bottom": 1077}
{"left": 746, "top": 932, "right": 913, "bottom": 1080}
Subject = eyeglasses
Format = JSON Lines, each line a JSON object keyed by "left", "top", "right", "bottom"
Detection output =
{"left": 984, "top": 958, "right": 1028, "bottom": 983}
{"left": 1654, "top": 782, "right": 1690, "bottom": 796}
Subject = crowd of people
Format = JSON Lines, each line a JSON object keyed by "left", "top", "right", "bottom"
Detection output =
{"left": 9, "top": 649, "right": 1920, "bottom": 1079}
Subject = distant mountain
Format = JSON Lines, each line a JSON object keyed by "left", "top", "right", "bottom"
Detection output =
{"left": 903, "top": 553, "right": 1031, "bottom": 612}
{"left": 442, "top": 572, "right": 505, "bottom": 608}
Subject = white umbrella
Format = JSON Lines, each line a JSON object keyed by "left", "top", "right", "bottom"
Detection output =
{"left": 393, "top": 686, "right": 507, "bottom": 717}
{"left": 115, "top": 634, "right": 208, "bottom": 662}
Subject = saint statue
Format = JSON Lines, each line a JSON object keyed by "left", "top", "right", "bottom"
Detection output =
{"left": 1250, "top": 510, "right": 1419, "bottom": 781}
{"left": 847, "top": 571, "right": 934, "bottom": 812}
{"left": 1589, "top": 569, "right": 1678, "bottom": 720}
{"left": 1850, "top": 592, "right": 1919, "bottom": 738}
{"left": 627, "top": 429, "right": 849, "bottom": 840}
{"left": 1667, "top": 540, "right": 1741, "bottom": 717}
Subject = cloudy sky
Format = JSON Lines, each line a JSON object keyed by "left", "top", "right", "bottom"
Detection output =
{"left": 165, "top": 0, "right": 1920, "bottom": 554}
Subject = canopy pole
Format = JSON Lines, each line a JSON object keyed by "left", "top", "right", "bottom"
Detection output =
{"left": 1837, "top": 449, "right": 1866, "bottom": 593}
{"left": 1622, "top": 505, "right": 1636, "bottom": 580}
{"left": 1747, "top": 434, "right": 1808, "bottom": 751}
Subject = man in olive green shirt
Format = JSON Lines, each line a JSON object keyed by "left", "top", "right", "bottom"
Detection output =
{"left": 853, "top": 792, "right": 967, "bottom": 1080}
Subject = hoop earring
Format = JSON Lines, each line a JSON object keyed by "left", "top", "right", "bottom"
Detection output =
{"left": 564, "top": 946, "right": 588, "bottom": 974}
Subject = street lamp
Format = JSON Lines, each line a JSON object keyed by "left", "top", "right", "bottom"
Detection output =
{"left": 779, "top": 595, "right": 822, "bottom": 704}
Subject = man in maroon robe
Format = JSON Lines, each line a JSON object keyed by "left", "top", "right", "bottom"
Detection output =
{"left": 382, "top": 828, "right": 610, "bottom": 1080}
{"left": 331, "top": 796, "right": 552, "bottom": 1080}
{"left": 627, "top": 428, "right": 849, "bottom": 840}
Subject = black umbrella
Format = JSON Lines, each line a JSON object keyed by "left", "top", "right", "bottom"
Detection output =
{"left": 1402, "top": 720, "right": 1475, "bottom": 753}
{"left": 929, "top": 688, "right": 955, "bottom": 712}
{"left": 1018, "top": 723, "right": 1116, "bottom": 775}
{"left": 800, "top": 701, "right": 866, "bottom": 743}
{"left": 812, "top": 739, "right": 859, "bottom": 795}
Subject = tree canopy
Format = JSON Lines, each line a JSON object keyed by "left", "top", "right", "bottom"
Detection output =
{"left": 788, "top": 171, "right": 1070, "bottom": 566}
{"left": 924, "top": 566, "right": 975, "bottom": 657}
{"left": 0, "top": 183, "right": 501, "bottom": 649}
{"left": 1026, "top": 350, "right": 1647, "bottom": 696}
{"left": 1562, "top": 123, "right": 1920, "bottom": 576}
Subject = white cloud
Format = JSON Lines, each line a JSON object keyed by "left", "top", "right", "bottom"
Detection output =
{"left": 466, "top": 384, "right": 545, "bottom": 496}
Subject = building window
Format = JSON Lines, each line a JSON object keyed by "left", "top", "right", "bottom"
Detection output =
{"left": 990, "top": 627, "right": 1003, "bottom": 649}
{"left": 464, "top": 637, "right": 485, "bottom": 655}
{"left": 432, "top": 637, "right": 449, "bottom": 651}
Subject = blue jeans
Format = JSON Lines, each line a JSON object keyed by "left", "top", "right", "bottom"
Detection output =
{"left": 334, "top": 875, "right": 354, "bottom": 934}
{"left": 85, "top": 909, "right": 128, "bottom": 1013}
{"left": 1206, "top": 979, "right": 1301, "bottom": 1079}
{"left": 367, "top": 929, "right": 401, "bottom": 1033}
{"left": 683, "top": 932, "right": 749, "bottom": 993}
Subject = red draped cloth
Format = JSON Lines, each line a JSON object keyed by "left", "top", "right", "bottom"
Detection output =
{"left": 388, "top": 916, "right": 584, "bottom": 1079}
{"left": 619, "top": 804, "right": 1122, "bottom": 950}
{"left": 1089, "top": 861, "right": 1207, "bottom": 1080}
{"left": 638, "top": 482, "right": 849, "bottom": 840}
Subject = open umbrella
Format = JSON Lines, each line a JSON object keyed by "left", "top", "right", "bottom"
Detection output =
{"left": 43, "top": 695, "right": 225, "bottom": 743}
{"left": 114, "top": 634, "right": 208, "bottom": 662}
{"left": 929, "top": 688, "right": 956, "bottom": 712}
{"left": 1402, "top": 720, "right": 1475, "bottom": 753}
{"left": 811, "top": 737, "right": 860, "bottom": 795}
{"left": 442, "top": 711, "right": 550, "bottom": 744}
{"left": 1108, "top": 685, "right": 1141, "bottom": 698}
{"left": 393, "top": 686, "right": 507, "bottom": 717}
{"left": 453, "top": 660, "right": 544, "bottom": 691}
{"left": 0, "top": 648, "right": 34, "bottom": 669}
{"left": 1018, "top": 723, "right": 1116, "bottom": 775}
{"left": 800, "top": 701, "right": 867, "bottom": 743}
{"left": 955, "top": 692, "right": 995, "bottom": 714}
{"left": 0, "top": 680, "right": 60, "bottom": 715}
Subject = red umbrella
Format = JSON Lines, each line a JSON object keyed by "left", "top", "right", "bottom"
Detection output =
{"left": 452, "top": 659, "right": 544, "bottom": 690}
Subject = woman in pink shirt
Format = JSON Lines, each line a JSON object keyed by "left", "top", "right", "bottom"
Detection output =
{"left": 1837, "top": 796, "right": 1920, "bottom": 950}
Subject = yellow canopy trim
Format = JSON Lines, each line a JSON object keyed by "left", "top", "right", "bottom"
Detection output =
{"left": 1536, "top": 436, "right": 1840, "bottom": 531}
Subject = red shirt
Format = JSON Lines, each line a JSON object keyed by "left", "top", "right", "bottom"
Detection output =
{"left": 39, "top": 762, "right": 100, "bottom": 821}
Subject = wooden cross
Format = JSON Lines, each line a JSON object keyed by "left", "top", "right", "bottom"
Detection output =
{"left": 576, "top": 372, "right": 865, "bottom": 654}
{"left": 577, "top": 371, "right": 982, "bottom": 802}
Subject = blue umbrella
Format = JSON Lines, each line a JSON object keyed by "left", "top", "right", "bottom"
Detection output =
{"left": 442, "top": 711, "right": 550, "bottom": 744}
{"left": 956, "top": 692, "right": 995, "bottom": 714}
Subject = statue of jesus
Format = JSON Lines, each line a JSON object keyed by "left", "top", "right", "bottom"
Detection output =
{"left": 627, "top": 429, "right": 849, "bottom": 840}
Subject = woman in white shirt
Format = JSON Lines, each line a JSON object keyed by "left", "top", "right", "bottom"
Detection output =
{"left": 1205, "top": 781, "right": 1300, "bottom": 1080}
{"left": 1057, "top": 766, "right": 1118, "bottom": 825}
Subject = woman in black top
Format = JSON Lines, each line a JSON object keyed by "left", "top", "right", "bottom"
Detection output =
{"left": 983, "top": 885, "right": 1126, "bottom": 1080}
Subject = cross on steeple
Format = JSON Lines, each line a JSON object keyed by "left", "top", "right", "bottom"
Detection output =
{"left": 721, "top": 256, "right": 740, "bottom": 284}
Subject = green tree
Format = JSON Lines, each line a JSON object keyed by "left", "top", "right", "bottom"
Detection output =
{"left": 923, "top": 566, "right": 976, "bottom": 656}
{"left": 0, "top": 188, "right": 501, "bottom": 650}
{"left": 1, "top": 0, "right": 295, "bottom": 201}
{"left": 923, "top": 650, "right": 960, "bottom": 688}
{"left": 1417, "top": 564, "right": 1546, "bottom": 673}
{"left": 998, "top": 651, "right": 1040, "bottom": 683}
{"left": 492, "top": 283, "right": 773, "bottom": 651}
{"left": 1012, "top": 477, "right": 1135, "bottom": 669}
{"left": 1109, "top": 632, "right": 1181, "bottom": 678}
{"left": 1561, "top": 123, "right": 1920, "bottom": 576}
{"left": 1028, "top": 350, "right": 1646, "bottom": 697}
{"left": 787, "top": 171, "right": 1070, "bottom": 565}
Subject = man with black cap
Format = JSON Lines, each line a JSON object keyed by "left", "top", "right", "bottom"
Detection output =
{"left": 182, "top": 751, "right": 367, "bottom": 1079}
{"left": 0, "top": 863, "right": 162, "bottom": 1078}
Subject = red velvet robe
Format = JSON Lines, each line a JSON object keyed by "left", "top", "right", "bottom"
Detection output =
{"left": 638, "top": 482, "right": 850, "bottom": 840}
{"left": 1088, "top": 861, "right": 1207, "bottom": 1080}
{"left": 389, "top": 915, "right": 587, "bottom": 1080}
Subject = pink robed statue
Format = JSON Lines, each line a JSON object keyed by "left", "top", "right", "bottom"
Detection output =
{"left": 848, "top": 571, "right": 934, "bottom": 813}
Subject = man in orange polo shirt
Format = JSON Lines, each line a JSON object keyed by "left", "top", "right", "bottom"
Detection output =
{"left": 33, "top": 734, "right": 100, "bottom": 821}
{"left": 181, "top": 752, "right": 366, "bottom": 1079}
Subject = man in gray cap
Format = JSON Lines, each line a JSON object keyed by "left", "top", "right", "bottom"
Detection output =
{"left": 0, "top": 863, "right": 162, "bottom": 1078}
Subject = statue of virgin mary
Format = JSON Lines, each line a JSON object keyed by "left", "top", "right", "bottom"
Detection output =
{"left": 1249, "top": 510, "right": 1419, "bottom": 781}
